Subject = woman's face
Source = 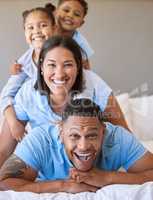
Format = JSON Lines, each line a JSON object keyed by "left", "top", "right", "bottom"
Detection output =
{"left": 41, "top": 46, "right": 78, "bottom": 97}
{"left": 24, "top": 11, "right": 54, "bottom": 51}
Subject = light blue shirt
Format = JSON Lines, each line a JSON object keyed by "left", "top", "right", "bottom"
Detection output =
{"left": 13, "top": 70, "right": 112, "bottom": 128}
{"left": 73, "top": 31, "right": 94, "bottom": 58}
{"left": 0, "top": 31, "right": 93, "bottom": 115}
{"left": 15, "top": 123, "right": 147, "bottom": 181}
{"left": 0, "top": 48, "right": 36, "bottom": 114}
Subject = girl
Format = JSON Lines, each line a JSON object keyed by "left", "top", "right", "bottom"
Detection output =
{"left": 0, "top": 5, "right": 55, "bottom": 166}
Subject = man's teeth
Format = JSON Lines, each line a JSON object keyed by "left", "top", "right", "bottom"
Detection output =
{"left": 75, "top": 153, "right": 92, "bottom": 161}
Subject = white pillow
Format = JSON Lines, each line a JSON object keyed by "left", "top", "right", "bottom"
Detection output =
{"left": 129, "top": 95, "right": 153, "bottom": 140}
{"left": 116, "top": 93, "right": 133, "bottom": 130}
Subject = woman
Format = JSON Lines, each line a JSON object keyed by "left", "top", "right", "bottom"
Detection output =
{"left": 0, "top": 35, "right": 128, "bottom": 168}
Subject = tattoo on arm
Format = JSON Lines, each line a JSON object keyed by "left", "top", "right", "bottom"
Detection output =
{"left": 0, "top": 154, "right": 37, "bottom": 181}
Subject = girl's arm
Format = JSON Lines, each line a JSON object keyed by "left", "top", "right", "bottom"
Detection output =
{"left": 0, "top": 72, "right": 28, "bottom": 115}
{"left": 4, "top": 105, "right": 26, "bottom": 141}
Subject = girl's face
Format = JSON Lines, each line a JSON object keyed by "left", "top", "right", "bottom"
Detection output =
{"left": 24, "top": 11, "right": 54, "bottom": 51}
{"left": 55, "top": 1, "right": 85, "bottom": 32}
{"left": 41, "top": 46, "right": 78, "bottom": 97}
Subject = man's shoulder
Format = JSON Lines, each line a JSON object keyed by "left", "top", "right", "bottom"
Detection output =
{"left": 22, "top": 124, "right": 60, "bottom": 148}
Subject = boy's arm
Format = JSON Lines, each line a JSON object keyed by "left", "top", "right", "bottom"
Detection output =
{"left": 0, "top": 154, "right": 97, "bottom": 193}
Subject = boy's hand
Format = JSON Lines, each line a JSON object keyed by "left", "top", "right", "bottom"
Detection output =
{"left": 10, "top": 61, "right": 22, "bottom": 75}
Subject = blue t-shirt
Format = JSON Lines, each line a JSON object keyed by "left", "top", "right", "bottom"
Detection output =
{"left": 15, "top": 123, "right": 147, "bottom": 181}
{"left": 13, "top": 70, "right": 112, "bottom": 128}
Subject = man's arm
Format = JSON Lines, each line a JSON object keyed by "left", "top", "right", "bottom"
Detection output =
{"left": 0, "top": 154, "right": 97, "bottom": 193}
{"left": 70, "top": 151, "right": 153, "bottom": 187}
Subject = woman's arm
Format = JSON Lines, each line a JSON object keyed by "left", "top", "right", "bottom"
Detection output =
{"left": 103, "top": 93, "right": 130, "bottom": 130}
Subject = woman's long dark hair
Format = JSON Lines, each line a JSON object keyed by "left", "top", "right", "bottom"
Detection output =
{"left": 34, "top": 35, "right": 86, "bottom": 100}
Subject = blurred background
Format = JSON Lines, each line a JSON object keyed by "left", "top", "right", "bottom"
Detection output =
{"left": 0, "top": 0, "right": 153, "bottom": 96}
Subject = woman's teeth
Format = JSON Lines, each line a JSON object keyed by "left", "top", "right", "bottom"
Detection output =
{"left": 53, "top": 80, "right": 65, "bottom": 85}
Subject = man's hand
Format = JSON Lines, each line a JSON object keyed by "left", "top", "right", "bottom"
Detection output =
{"left": 70, "top": 168, "right": 111, "bottom": 188}
{"left": 10, "top": 61, "right": 22, "bottom": 75}
{"left": 63, "top": 179, "right": 98, "bottom": 193}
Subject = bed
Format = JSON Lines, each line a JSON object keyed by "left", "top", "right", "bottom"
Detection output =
{"left": 0, "top": 93, "right": 153, "bottom": 200}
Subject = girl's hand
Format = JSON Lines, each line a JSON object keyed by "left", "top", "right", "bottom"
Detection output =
{"left": 10, "top": 61, "right": 22, "bottom": 75}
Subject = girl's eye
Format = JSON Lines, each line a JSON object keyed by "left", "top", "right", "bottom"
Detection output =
{"left": 26, "top": 26, "right": 33, "bottom": 30}
{"left": 40, "top": 23, "right": 48, "bottom": 28}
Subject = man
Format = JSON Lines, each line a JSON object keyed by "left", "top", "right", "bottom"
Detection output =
{"left": 0, "top": 98, "right": 153, "bottom": 193}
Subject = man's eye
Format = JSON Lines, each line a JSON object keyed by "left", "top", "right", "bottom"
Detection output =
{"left": 87, "top": 134, "right": 98, "bottom": 140}
{"left": 70, "top": 134, "right": 79, "bottom": 140}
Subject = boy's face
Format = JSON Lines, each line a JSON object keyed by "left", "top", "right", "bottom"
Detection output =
{"left": 61, "top": 116, "right": 105, "bottom": 171}
{"left": 24, "top": 11, "right": 54, "bottom": 50}
{"left": 55, "top": 1, "right": 85, "bottom": 32}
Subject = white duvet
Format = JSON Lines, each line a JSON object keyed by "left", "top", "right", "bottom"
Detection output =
{"left": 0, "top": 182, "right": 153, "bottom": 200}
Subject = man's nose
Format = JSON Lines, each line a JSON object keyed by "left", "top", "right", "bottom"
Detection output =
{"left": 78, "top": 138, "right": 89, "bottom": 151}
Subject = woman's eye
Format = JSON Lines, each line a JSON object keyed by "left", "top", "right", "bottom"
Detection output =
{"left": 64, "top": 63, "right": 73, "bottom": 68}
{"left": 47, "top": 63, "right": 56, "bottom": 68}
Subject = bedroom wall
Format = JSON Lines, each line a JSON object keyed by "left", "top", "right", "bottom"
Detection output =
{"left": 0, "top": 0, "right": 153, "bottom": 96}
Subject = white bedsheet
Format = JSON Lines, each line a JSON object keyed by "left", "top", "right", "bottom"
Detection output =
{"left": 0, "top": 182, "right": 153, "bottom": 200}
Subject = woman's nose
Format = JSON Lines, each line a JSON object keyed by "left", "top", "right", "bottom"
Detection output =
{"left": 54, "top": 66, "right": 65, "bottom": 79}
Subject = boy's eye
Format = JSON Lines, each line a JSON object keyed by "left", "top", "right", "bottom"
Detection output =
{"left": 74, "top": 12, "right": 81, "bottom": 17}
{"left": 63, "top": 8, "right": 70, "bottom": 13}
